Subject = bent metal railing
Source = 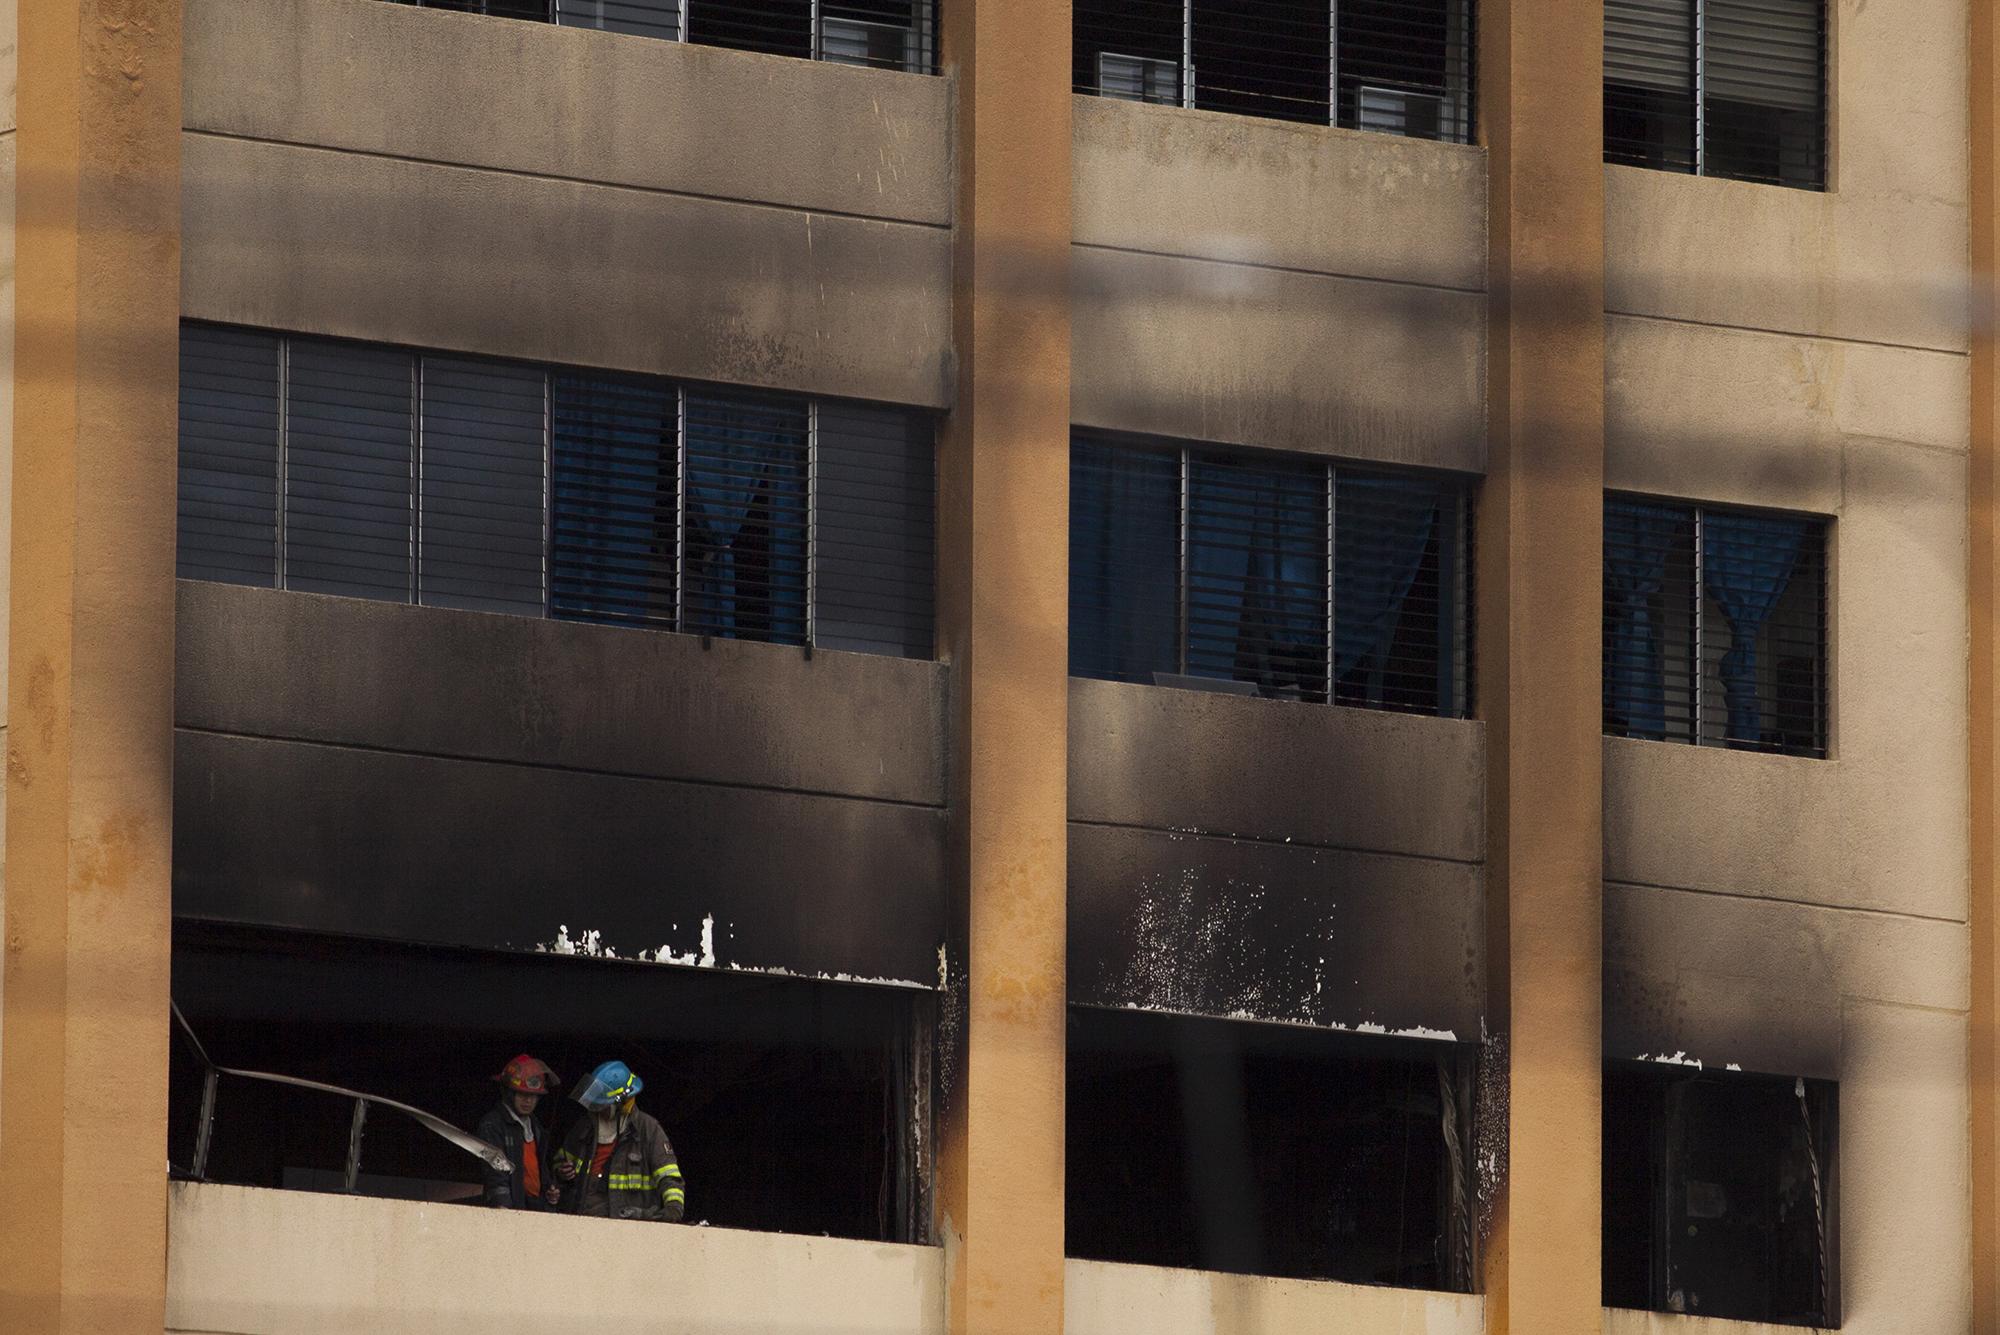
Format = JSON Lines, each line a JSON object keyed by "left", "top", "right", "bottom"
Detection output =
{"left": 172, "top": 1003, "right": 511, "bottom": 1193}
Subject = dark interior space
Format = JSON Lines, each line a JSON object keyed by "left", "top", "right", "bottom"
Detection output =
{"left": 688, "top": 0, "right": 814, "bottom": 61}
{"left": 1074, "top": 0, "right": 1186, "bottom": 100}
{"left": 1602, "top": 1062, "right": 1838, "bottom": 1327}
{"left": 1335, "top": 0, "right": 1468, "bottom": 141}
{"left": 1066, "top": 1005, "right": 1473, "bottom": 1291}
{"left": 1192, "top": 0, "right": 1330, "bottom": 124}
{"left": 170, "top": 922, "right": 928, "bottom": 1244}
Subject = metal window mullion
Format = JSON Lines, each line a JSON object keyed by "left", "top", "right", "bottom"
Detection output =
{"left": 675, "top": 386, "right": 689, "bottom": 632}
{"left": 275, "top": 337, "right": 290, "bottom": 589}
{"left": 1181, "top": 0, "right": 1194, "bottom": 107}
{"left": 678, "top": 0, "right": 690, "bottom": 41}
{"left": 410, "top": 355, "right": 423, "bottom": 606}
{"left": 1328, "top": 0, "right": 1339, "bottom": 129}
{"left": 1692, "top": 506, "right": 1706, "bottom": 744}
{"left": 810, "top": 0, "right": 821, "bottom": 58}
{"left": 1693, "top": 0, "right": 1707, "bottom": 176}
{"left": 541, "top": 370, "right": 553, "bottom": 618}
{"left": 1178, "top": 450, "right": 1192, "bottom": 675}
{"left": 806, "top": 399, "right": 820, "bottom": 647}
{"left": 1325, "top": 464, "right": 1337, "bottom": 702}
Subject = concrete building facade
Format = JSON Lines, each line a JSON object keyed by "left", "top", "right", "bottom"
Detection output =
{"left": 0, "top": 0, "right": 1993, "bottom": 1332}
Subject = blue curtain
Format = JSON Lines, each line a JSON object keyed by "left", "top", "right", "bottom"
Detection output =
{"left": 1603, "top": 499, "right": 1685, "bottom": 740}
{"left": 1703, "top": 509, "right": 1807, "bottom": 745}
{"left": 1186, "top": 458, "right": 1325, "bottom": 697}
{"left": 684, "top": 397, "right": 807, "bottom": 643}
{"left": 1069, "top": 442, "right": 1180, "bottom": 682}
{"left": 1333, "top": 474, "right": 1439, "bottom": 698}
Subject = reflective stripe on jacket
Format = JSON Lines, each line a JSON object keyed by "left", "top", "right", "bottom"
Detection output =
{"left": 558, "top": 1109, "right": 685, "bottom": 1223}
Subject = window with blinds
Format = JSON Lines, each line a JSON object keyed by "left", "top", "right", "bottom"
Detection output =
{"left": 1605, "top": 0, "right": 1826, "bottom": 189}
{"left": 1602, "top": 495, "right": 1828, "bottom": 757}
{"left": 384, "top": 0, "right": 939, "bottom": 74}
{"left": 1074, "top": 0, "right": 1476, "bottom": 143}
{"left": 176, "top": 323, "right": 938, "bottom": 660}
{"left": 1070, "top": 432, "right": 1474, "bottom": 716}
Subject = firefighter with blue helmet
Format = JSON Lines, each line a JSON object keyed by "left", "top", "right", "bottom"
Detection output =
{"left": 553, "top": 1060, "right": 686, "bottom": 1222}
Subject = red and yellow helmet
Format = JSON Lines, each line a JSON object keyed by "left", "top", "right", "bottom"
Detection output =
{"left": 494, "top": 1053, "right": 558, "bottom": 1094}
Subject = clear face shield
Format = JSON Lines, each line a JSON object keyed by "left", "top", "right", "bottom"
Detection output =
{"left": 571, "top": 1066, "right": 641, "bottom": 1112}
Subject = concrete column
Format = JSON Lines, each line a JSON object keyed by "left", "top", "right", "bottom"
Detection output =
{"left": 1476, "top": 0, "right": 1606, "bottom": 1332}
{"left": 0, "top": 2, "right": 181, "bottom": 1331}
{"left": 933, "top": 2, "right": 1071, "bottom": 1333}
{"left": 1971, "top": 5, "right": 2000, "bottom": 1329}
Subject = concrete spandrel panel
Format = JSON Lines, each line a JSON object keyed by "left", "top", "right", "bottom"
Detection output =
{"left": 1069, "top": 823, "right": 1482, "bottom": 1039}
{"left": 181, "top": 134, "right": 951, "bottom": 409}
{"left": 1605, "top": 316, "right": 1968, "bottom": 515}
{"left": 167, "top": 1182, "right": 946, "bottom": 1335}
{"left": 1066, "top": 1257, "right": 1483, "bottom": 1335}
{"left": 1068, "top": 677, "right": 1483, "bottom": 864}
{"left": 1074, "top": 94, "right": 1486, "bottom": 293}
{"left": 176, "top": 582, "right": 947, "bottom": 807}
{"left": 1072, "top": 246, "right": 1484, "bottom": 471}
{"left": 174, "top": 731, "right": 947, "bottom": 987}
{"left": 184, "top": 0, "right": 950, "bottom": 227}
{"left": 1604, "top": 880, "right": 1969, "bottom": 1082}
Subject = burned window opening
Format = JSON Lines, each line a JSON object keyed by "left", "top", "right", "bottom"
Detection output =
{"left": 1603, "top": 1062, "right": 1839, "bottom": 1327}
{"left": 169, "top": 922, "right": 932, "bottom": 1244}
{"left": 1066, "top": 1005, "right": 1476, "bottom": 1291}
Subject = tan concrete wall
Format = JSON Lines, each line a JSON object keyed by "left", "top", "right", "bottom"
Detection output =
{"left": 165, "top": 1183, "right": 946, "bottom": 1335}
{"left": 179, "top": 0, "right": 951, "bottom": 407}
{"left": 1064, "top": 1258, "right": 1483, "bottom": 1335}
{"left": 1072, "top": 97, "right": 1485, "bottom": 470}
{"left": 1603, "top": 1, "right": 1974, "bottom": 1329}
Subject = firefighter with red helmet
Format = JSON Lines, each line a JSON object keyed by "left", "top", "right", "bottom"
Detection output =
{"left": 477, "top": 1054, "right": 561, "bottom": 1210}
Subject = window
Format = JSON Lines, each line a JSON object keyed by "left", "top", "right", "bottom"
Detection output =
{"left": 1605, "top": 0, "right": 1826, "bottom": 189}
{"left": 1067, "top": 1006, "right": 1477, "bottom": 1291}
{"left": 1604, "top": 1063, "right": 1838, "bottom": 1326}
{"left": 385, "top": 0, "right": 939, "bottom": 74}
{"left": 1074, "top": 0, "right": 1476, "bottom": 143}
{"left": 177, "top": 323, "right": 937, "bottom": 659}
{"left": 1602, "top": 495, "right": 1828, "bottom": 757}
{"left": 1070, "top": 432, "right": 1474, "bottom": 716}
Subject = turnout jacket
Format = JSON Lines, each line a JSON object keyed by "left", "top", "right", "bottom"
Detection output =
{"left": 475, "top": 1100, "right": 552, "bottom": 1210}
{"left": 556, "top": 1108, "right": 686, "bottom": 1222}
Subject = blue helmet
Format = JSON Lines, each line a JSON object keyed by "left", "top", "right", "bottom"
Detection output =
{"left": 573, "top": 1060, "right": 643, "bottom": 1110}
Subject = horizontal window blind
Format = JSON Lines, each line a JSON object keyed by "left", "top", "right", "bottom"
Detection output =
{"left": 1075, "top": 0, "right": 1475, "bottom": 143}
{"left": 284, "top": 340, "right": 416, "bottom": 603}
{"left": 387, "top": 0, "right": 938, "bottom": 73}
{"left": 1604, "top": 0, "right": 1824, "bottom": 189}
{"left": 420, "top": 358, "right": 548, "bottom": 617}
{"left": 178, "top": 325, "right": 281, "bottom": 588}
{"left": 1069, "top": 431, "right": 1474, "bottom": 717}
{"left": 178, "top": 324, "right": 937, "bottom": 660}
{"left": 550, "top": 372, "right": 680, "bottom": 628}
{"left": 816, "top": 401, "right": 938, "bottom": 658}
{"left": 1602, "top": 495, "right": 1828, "bottom": 757}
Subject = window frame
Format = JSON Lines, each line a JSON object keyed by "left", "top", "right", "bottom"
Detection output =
{"left": 1073, "top": 0, "right": 1478, "bottom": 144}
{"left": 177, "top": 323, "right": 939, "bottom": 661}
{"left": 1070, "top": 430, "right": 1476, "bottom": 718}
{"left": 1601, "top": 491, "right": 1830, "bottom": 759}
{"left": 1604, "top": 0, "right": 1829, "bottom": 190}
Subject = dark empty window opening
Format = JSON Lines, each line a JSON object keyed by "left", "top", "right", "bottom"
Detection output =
{"left": 1070, "top": 431, "right": 1475, "bottom": 716}
{"left": 178, "top": 323, "right": 938, "bottom": 661}
{"left": 383, "top": 0, "right": 939, "bottom": 74}
{"left": 1066, "top": 1006, "right": 1477, "bottom": 1291}
{"left": 1603, "top": 1062, "right": 1838, "bottom": 1327}
{"left": 1605, "top": 0, "right": 1826, "bottom": 189}
{"left": 169, "top": 922, "right": 932, "bottom": 1244}
{"left": 1602, "top": 494, "right": 1829, "bottom": 758}
{"left": 1075, "top": 0, "right": 1475, "bottom": 142}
